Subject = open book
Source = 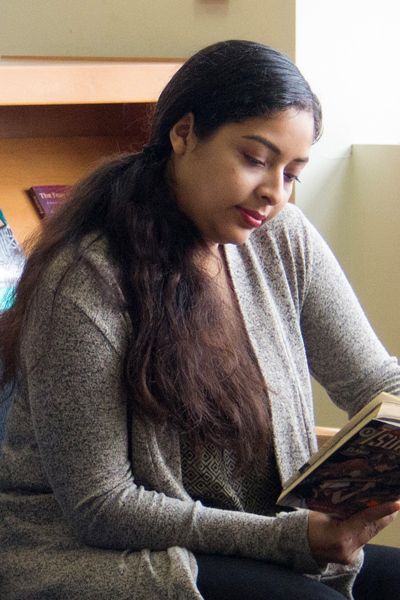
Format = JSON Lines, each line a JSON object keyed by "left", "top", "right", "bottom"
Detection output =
{"left": 277, "top": 392, "right": 400, "bottom": 518}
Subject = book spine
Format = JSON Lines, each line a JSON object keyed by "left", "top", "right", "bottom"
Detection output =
{"left": 27, "top": 189, "right": 46, "bottom": 218}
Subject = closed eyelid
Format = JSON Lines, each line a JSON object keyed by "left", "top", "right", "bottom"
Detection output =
{"left": 285, "top": 172, "right": 301, "bottom": 183}
{"left": 241, "top": 142, "right": 271, "bottom": 162}
{"left": 242, "top": 135, "right": 309, "bottom": 165}
{"left": 243, "top": 153, "right": 266, "bottom": 166}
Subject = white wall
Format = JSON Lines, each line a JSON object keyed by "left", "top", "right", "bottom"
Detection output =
{"left": 295, "top": 0, "right": 400, "bottom": 277}
{"left": 295, "top": 0, "right": 400, "bottom": 424}
{"left": 296, "top": 1, "right": 400, "bottom": 548}
{"left": 296, "top": 0, "right": 400, "bottom": 263}
{"left": 296, "top": 0, "right": 400, "bottom": 151}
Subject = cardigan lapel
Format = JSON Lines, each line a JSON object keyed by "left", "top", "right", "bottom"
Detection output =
{"left": 224, "top": 239, "right": 317, "bottom": 482}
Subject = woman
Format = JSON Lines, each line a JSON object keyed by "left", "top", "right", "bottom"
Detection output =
{"left": 0, "top": 40, "right": 400, "bottom": 600}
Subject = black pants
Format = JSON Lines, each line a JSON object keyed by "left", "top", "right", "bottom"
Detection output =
{"left": 196, "top": 544, "right": 400, "bottom": 599}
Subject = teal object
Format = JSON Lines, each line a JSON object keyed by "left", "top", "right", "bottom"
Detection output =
{"left": 0, "top": 287, "right": 14, "bottom": 310}
{"left": 0, "top": 208, "right": 25, "bottom": 311}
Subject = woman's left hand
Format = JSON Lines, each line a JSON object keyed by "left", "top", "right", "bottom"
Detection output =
{"left": 307, "top": 500, "right": 400, "bottom": 564}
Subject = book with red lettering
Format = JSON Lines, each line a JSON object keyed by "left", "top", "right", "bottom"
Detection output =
{"left": 27, "top": 185, "right": 71, "bottom": 218}
{"left": 0, "top": 208, "right": 25, "bottom": 311}
{"left": 277, "top": 392, "right": 400, "bottom": 518}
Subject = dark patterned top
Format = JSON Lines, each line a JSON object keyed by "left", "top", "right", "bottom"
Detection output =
{"left": 181, "top": 438, "right": 282, "bottom": 516}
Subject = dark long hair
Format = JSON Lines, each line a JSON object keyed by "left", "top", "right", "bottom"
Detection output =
{"left": 0, "top": 40, "right": 322, "bottom": 470}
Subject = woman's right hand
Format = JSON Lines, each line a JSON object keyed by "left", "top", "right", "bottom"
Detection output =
{"left": 308, "top": 500, "right": 400, "bottom": 565}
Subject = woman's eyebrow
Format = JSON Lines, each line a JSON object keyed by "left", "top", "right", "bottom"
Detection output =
{"left": 242, "top": 135, "right": 309, "bottom": 164}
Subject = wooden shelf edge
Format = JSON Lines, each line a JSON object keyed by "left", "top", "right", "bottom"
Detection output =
{"left": 0, "top": 58, "right": 183, "bottom": 106}
{"left": 315, "top": 426, "right": 339, "bottom": 448}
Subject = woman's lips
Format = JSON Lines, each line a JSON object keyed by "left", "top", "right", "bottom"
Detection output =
{"left": 236, "top": 207, "right": 266, "bottom": 228}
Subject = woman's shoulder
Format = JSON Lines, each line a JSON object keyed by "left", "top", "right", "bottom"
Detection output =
{"left": 37, "top": 233, "right": 127, "bottom": 324}
{"left": 25, "top": 234, "right": 130, "bottom": 359}
{"left": 46, "top": 234, "right": 121, "bottom": 296}
{"left": 262, "top": 203, "right": 314, "bottom": 237}
{"left": 248, "top": 203, "right": 319, "bottom": 259}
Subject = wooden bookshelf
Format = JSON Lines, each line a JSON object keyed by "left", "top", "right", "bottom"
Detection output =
{"left": 0, "top": 57, "right": 183, "bottom": 246}
{"left": 315, "top": 426, "right": 339, "bottom": 448}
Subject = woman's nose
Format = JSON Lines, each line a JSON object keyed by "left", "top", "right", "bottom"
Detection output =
{"left": 256, "top": 170, "right": 284, "bottom": 206}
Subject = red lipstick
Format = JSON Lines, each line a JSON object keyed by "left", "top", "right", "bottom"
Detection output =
{"left": 236, "top": 207, "right": 265, "bottom": 228}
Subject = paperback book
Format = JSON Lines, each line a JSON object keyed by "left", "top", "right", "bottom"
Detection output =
{"left": 277, "top": 392, "right": 400, "bottom": 518}
{"left": 0, "top": 208, "right": 25, "bottom": 311}
{"left": 27, "top": 185, "right": 71, "bottom": 218}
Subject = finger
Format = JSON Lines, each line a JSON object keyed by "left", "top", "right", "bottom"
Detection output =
{"left": 308, "top": 503, "right": 400, "bottom": 565}
{"left": 344, "top": 500, "right": 400, "bottom": 546}
{"left": 351, "top": 500, "right": 400, "bottom": 524}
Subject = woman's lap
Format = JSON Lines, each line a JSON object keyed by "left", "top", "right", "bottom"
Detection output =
{"left": 196, "top": 544, "right": 400, "bottom": 600}
{"left": 353, "top": 544, "right": 400, "bottom": 600}
{"left": 196, "top": 554, "right": 346, "bottom": 600}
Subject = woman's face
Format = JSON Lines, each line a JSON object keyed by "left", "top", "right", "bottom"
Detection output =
{"left": 169, "top": 109, "right": 314, "bottom": 251}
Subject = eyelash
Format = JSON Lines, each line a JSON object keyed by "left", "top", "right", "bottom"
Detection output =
{"left": 244, "top": 154, "right": 265, "bottom": 167}
{"left": 284, "top": 173, "right": 301, "bottom": 184}
{"left": 243, "top": 154, "right": 301, "bottom": 184}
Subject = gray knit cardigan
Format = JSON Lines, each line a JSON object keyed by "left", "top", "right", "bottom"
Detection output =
{"left": 1, "top": 203, "right": 400, "bottom": 600}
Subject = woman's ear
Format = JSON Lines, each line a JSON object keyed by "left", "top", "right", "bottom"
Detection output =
{"left": 169, "top": 113, "right": 197, "bottom": 155}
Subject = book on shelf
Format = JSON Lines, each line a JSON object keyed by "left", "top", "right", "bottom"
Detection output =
{"left": 0, "top": 208, "right": 25, "bottom": 311}
{"left": 27, "top": 185, "right": 71, "bottom": 218}
{"left": 277, "top": 392, "right": 400, "bottom": 518}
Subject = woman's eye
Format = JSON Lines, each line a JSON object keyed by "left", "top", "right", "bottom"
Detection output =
{"left": 284, "top": 173, "right": 301, "bottom": 184}
{"left": 243, "top": 154, "right": 265, "bottom": 167}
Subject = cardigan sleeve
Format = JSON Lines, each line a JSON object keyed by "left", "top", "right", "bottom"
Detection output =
{"left": 21, "top": 244, "right": 327, "bottom": 576}
{"left": 299, "top": 218, "right": 400, "bottom": 416}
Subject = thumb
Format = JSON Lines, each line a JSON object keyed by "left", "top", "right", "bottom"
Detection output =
{"left": 345, "top": 500, "right": 400, "bottom": 544}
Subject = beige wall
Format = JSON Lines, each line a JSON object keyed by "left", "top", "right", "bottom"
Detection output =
{"left": 350, "top": 144, "right": 400, "bottom": 357}
{"left": 0, "top": 0, "right": 295, "bottom": 60}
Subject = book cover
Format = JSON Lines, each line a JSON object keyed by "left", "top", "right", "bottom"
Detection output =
{"left": 27, "top": 185, "right": 70, "bottom": 218}
{"left": 277, "top": 393, "right": 400, "bottom": 518}
{"left": 0, "top": 209, "right": 25, "bottom": 311}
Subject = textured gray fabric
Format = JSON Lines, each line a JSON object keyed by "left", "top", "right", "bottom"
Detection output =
{"left": 1, "top": 203, "right": 400, "bottom": 599}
